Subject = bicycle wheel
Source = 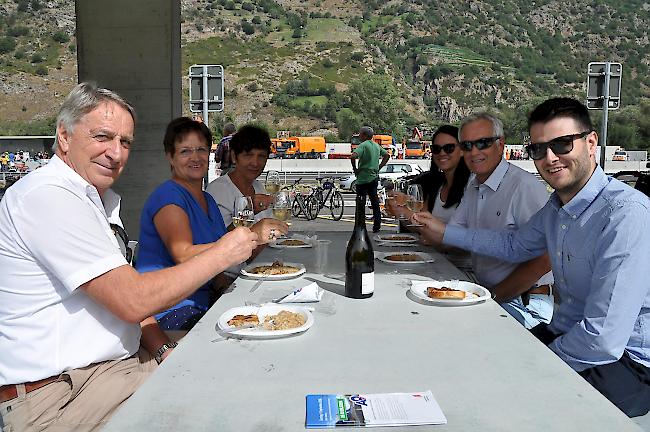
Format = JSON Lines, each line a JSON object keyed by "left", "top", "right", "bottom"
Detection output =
{"left": 329, "top": 191, "right": 344, "bottom": 221}
{"left": 291, "top": 196, "right": 303, "bottom": 218}
{"left": 307, "top": 195, "right": 320, "bottom": 220}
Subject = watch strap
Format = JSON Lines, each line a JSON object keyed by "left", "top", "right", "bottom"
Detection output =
{"left": 154, "top": 341, "right": 178, "bottom": 364}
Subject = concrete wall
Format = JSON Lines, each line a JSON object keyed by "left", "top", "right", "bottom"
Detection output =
{"left": 75, "top": 0, "right": 181, "bottom": 237}
{"left": 0, "top": 137, "right": 53, "bottom": 154}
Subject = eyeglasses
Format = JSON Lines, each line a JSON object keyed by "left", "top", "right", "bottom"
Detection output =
{"left": 525, "top": 130, "right": 592, "bottom": 160}
{"left": 431, "top": 143, "right": 456, "bottom": 155}
{"left": 177, "top": 147, "right": 210, "bottom": 158}
{"left": 459, "top": 136, "right": 500, "bottom": 151}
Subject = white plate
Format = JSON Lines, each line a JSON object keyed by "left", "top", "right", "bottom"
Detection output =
{"left": 241, "top": 262, "right": 306, "bottom": 280}
{"left": 376, "top": 251, "right": 435, "bottom": 264}
{"left": 409, "top": 280, "right": 491, "bottom": 306}
{"left": 268, "top": 238, "right": 313, "bottom": 249}
{"left": 217, "top": 304, "right": 314, "bottom": 339}
{"left": 374, "top": 233, "right": 418, "bottom": 243}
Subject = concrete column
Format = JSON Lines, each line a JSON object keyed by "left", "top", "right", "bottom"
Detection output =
{"left": 75, "top": 0, "right": 181, "bottom": 238}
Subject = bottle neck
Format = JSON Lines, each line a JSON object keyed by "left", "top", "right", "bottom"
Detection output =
{"left": 354, "top": 195, "right": 366, "bottom": 229}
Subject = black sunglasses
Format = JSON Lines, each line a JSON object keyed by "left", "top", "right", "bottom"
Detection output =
{"left": 459, "top": 136, "right": 501, "bottom": 151}
{"left": 525, "top": 130, "right": 592, "bottom": 161}
{"left": 431, "top": 143, "right": 456, "bottom": 155}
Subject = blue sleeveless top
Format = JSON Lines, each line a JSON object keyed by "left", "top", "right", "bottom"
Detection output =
{"left": 137, "top": 180, "right": 227, "bottom": 319}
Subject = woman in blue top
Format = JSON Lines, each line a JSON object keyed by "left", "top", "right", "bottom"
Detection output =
{"left": 137, "top": 118, "right": 286, "bottom": 330}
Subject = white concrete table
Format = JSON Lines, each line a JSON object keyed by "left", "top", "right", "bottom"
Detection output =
{"left": 104, "top": 232, "right": 640, "bottom": 431}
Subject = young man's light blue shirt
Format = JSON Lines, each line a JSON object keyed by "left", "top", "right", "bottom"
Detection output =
{"left": 444, "top": 166, "right": 650, "bottom": 372}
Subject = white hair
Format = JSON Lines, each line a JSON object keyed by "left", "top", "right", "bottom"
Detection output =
{"left": 53, "top": 82, "right": 136, "bottom": 151}
{"left": 459, "top": 112, "right": 504, "bottom": 139}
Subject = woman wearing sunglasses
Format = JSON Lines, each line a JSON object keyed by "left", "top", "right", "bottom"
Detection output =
{"left": 386, "top": 125, "right": 470, "bottom": 223}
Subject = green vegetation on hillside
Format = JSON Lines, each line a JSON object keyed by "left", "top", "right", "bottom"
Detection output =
{"left": 2, "top": 0, "right": 649, "bottom": 150}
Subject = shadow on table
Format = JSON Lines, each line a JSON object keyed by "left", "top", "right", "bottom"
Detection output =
{"left": 305, "top": 275, "right": 346, "bottom": 297}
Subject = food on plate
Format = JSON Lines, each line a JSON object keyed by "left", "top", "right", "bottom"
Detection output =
{"left": 227, "top": 314, "right": 260, "bottom": 327}
{"left": 382, "top": 235, "right": 414, "bottom": 241}
{"left": 385, "top": 253, "right": 422, "bottom": 262}
{"left": 278, "top": 239, "right": 308, "bottom": 246}
{"left": 263, "top": 310, "right": 306, "bottom": 330}
{"left": 426, "top": 287, "right": 467, "bottom": 300}
{"left": 250, "top": 260, "right": 301, "bottom": 275}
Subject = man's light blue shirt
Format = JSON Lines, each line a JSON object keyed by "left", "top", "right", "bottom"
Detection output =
{"left": 444, "top": 166, "right": 650, "bottom": 372}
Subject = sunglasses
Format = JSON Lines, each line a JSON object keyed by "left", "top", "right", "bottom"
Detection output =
{"left": 525, "top": 130, "right": 592, "bottom": 160}
{"left": 459, "top": 136, "right": 501, "bottom": 151}
{"left": 431, "top": 143, "right": 456, "bottom": 155}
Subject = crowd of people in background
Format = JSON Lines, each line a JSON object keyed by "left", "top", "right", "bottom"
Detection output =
{"left": 0, "top": 150, "right": 50, "bottom": 172}
{"left": 505, "top": 147, "right": 528, "bottom": 160}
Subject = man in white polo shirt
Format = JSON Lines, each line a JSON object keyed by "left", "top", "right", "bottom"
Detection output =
{"left": 427, "top": 112, "right": 555, "bottom": 328}
{"left": 0, "top": 82, "right": 261, "bottom": 431}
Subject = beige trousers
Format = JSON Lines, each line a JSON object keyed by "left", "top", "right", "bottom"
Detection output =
{"left": 0, "top": 347, "right": 157, "bottom": 432}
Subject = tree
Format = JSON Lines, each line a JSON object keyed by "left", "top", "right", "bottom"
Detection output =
{"left": 0, "top": 37, "right": 16, "bottom": 54}
{"left": 344, "top": 74, "right": 403, "bottom": 135}
{"left": 336, "top": 108, "right": 361, "bottom": 141}
{"left": 52, "top": 31, "right": 69, "bottom": 44}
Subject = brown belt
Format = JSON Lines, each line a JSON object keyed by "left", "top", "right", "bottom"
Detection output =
{"left": 528, "top": 284, "right": 552, "bottom": 296}
{"left": 522, "top": 284, "right": 553, "bottom": 305}
{"left": 0, "top": 376, "right": 60, "bottom": 403}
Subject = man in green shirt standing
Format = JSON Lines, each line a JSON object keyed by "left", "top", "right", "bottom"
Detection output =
{"left": 351, "top": 126, "right": 390, "bottom": 232}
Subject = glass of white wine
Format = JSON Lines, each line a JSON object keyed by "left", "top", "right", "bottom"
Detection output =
{"left": 406, "top": 184, "right": 424, "bottom": 227}
{"left": 232, "top": 196, "right": 255, "bottom": 228}
{"left": 265, "top": 170, "right": 281, "bottom": 194}
{"left": 272, "top": 191, "right": 292, "bottom": 222}
{"left": 272, "top": 191, "right": 292, "bottom": 239}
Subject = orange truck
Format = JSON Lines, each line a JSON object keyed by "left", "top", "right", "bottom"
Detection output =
{"left": 351, "top": 134, "right": 395, "bottom": 156}
{"left": 271, "top": 136, "right": 326, "bottom": 158}
{"left": 405, "top": 139, "right": 430, "bottom": 158}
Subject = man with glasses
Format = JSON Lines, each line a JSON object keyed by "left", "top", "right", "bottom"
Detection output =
{"left": 415, "top": 98, "right": 650, "bottom": 417}
{"left": 439, "top": 112, "right": 555, "bottom": 329}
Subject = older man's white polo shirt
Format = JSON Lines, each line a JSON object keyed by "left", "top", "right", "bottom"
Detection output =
{"left": 0, "top": 156, "right": 140, "bottom": 385}
{"left": 449, "top": 159, "right": 553, "bottom": 288}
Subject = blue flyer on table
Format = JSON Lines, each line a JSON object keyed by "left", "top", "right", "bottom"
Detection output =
{"left": 305, "top": 391, "right": 447, "bottom": 428}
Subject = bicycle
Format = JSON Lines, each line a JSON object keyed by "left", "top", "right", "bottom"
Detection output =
{"left": 284, "top": 178, "right": 319, "bottom": 220}
{"left": 310, "top": 177, "right": 345, "bottom": 221}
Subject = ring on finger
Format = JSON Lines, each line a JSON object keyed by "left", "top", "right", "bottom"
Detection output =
{"left": 268, "top": 229, "right": 276, "bottom": 240}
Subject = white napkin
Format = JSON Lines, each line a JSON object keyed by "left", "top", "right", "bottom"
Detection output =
{"left": 277, "top": 282, "right": 324, "bottom": 303}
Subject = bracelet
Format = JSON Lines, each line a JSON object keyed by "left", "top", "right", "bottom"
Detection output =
{"left": 154, "top": 341, "right": 178, "bottom": 364}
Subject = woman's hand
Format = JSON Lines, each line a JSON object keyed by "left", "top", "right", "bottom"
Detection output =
{"left": 252, "top": 194, "right": 274, "bottom": 214}
{"left": 250, "top": 218, "right": 289, "bottom": 244}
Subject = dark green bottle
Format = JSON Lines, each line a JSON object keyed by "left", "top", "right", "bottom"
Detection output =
{"left": 345, "top": 195, "right": 374, "bottom": 298}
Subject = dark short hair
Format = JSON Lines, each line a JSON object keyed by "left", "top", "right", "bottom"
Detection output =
{"left": 223, "top": 122, "right": 236, "bottom": 135}
{"left": 230, "top": 125, "right": 272, "bottom": 155}
{"left": 163, "top": 117, "right": 212, "bottom": 156}
{"left": 528, "top": 97, "right": 593, "bottom": 132}
{"left": 431, "top": 125, "right": 459, "bottom": 144}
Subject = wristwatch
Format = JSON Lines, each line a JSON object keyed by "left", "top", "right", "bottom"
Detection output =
{"left": 154, "top": 341, "right": 178, "bottom": 364}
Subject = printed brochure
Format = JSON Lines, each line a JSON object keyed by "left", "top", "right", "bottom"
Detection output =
{"left": 305, "top": 391, "right": 447, "bottom": 428}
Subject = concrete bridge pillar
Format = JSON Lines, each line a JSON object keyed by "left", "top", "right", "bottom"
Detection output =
{"left": 75, "top": 0, "right": 181, "bottom": 237}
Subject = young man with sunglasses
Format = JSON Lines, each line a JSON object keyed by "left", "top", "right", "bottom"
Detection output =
{"left": 415, "top": 98, "right": 650, "bottom": 417}
{"left": 440, "top": 112, "right": 555, "bottom": 329}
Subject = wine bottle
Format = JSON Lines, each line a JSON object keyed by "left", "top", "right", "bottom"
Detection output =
{"left": 345, "top": 195, "right": 374, "bottom": 298}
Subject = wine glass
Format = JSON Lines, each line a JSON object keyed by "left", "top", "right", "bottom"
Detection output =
{"left": 232, "top": 196, "right": 255, "bottom": 228}
{"left": 265, "top": 171, "right": 281, "bottom": 194}
{"left": 406, "top": 184, "right": 424, "bottom": 227}
{"left": 272, "top": 191, "right": 292, "bottom": 239}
